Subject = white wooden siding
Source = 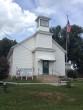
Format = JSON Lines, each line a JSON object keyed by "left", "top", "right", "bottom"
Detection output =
{"left": 36, "top": 51, "right": 55, "bottom": 61}
{"left": 52, "top": 41, "right": 65, "bottom": 76}
{"left": 8, "top": 53, "right": 13, "bottom": 76}
{"left": 49, "top": 62, "right": 54, "bottom": 75}
{"left": 35, "top": 51, "right": 55, "bottom": 75}
{"left": 36, "top": 26, "right": 49, "bottom": 32}
{"left": 11, "top": 37, "right": 36, "bottom": 76}
{"left": 33, "top": 52, "right": 39, "bottom": 75}
{"left": 36, "top": 33, "right": 52, "bottom": 48}
{"left": 8, "top": 32, "right": 65, "bottom": 77}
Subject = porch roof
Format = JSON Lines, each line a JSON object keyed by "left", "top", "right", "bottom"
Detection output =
{"left": 37, "top": 57, "right": 56, "bottom": 62}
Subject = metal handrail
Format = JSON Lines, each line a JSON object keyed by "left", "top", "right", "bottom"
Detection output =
{"left": 38, "top": 68, "right": 60, "bottom": 77}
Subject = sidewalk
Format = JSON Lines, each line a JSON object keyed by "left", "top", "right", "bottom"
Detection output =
{"left": 2, "top": 81, "right": 66, "bottom": 86}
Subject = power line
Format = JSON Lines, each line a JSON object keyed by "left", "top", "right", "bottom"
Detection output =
{"left": 0, "top": 28, "right": 32, "bottom": 53}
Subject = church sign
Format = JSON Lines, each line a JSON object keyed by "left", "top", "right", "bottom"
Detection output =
{"left": 16, "top": 68, "right": 32, "bottom": 76}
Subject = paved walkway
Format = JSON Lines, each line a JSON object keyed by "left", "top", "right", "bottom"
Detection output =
{"left": 1, "top": 81, "right": 66, "bottom": 86}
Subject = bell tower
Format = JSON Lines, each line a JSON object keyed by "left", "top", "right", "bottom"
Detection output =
{"left": 35, "top": 16, "right": 50, "bottom": 32}
{"left": 35, "top": 16, "right": 52, "bottom": 49}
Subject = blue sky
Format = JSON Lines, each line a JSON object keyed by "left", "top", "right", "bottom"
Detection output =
{"left": 0, "top": 0, "right": 83, "bottom": 42}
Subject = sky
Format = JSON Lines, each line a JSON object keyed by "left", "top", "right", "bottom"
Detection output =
{"left": 0, "top": 0, "right": 83, "bottom": 42}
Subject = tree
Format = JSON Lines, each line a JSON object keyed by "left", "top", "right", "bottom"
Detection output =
{"left": 0, "top": 37, "right": 17, "bottom": 79}
{"left": 0, "top": 56, "right": 9, "bottom": 79}
{"left": 50, "top": 25, "right": 63, "bottom": 46}
{"left": 67, "top": 25, "right": 83, "bottom": 73}
{"left": 67, "top": 69, "right": 77, "bottom": 79}
{"left": 0, "top": 37, "right": 17, "bottom": 57}
{"left": 50, "top": 25, "right": 83, "bottom": 74}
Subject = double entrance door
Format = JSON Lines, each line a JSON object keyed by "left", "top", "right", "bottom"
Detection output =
{"left": 43, "top": 60, "right": 49, "bottom": 75}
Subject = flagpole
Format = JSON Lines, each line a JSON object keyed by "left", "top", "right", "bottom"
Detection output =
{"left": 66, "top": 15, "right": 70, "bottom": 78}
{"left": 65, "top": 33, "right": 69, "bottom": 78}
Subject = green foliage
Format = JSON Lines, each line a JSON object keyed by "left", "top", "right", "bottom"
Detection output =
{"left": 67, "top": 25, "right": 83, "bottom": 73}
{"left": 50, "top": 25, "right": 83, "bottom": 74}
{"left": 50, "top": 25, "right": 63, "bottom": 46}
{"left": 67, "top": 70, "right": 77, "bottom": 79}
{"left": 0, "top": 37, "right": 17, "bottom": 57}
{"left": 0, "top": 81, "right": 83, "bottom": 110}
{"left": 66, "top": 80, "right": 71, "bottom": 88}
{"left": 0, "top": 56, "right": 9, "bottom": 79}
{"left": 0, "top": 37, "right": 17, "bottom": 79}
{"left": 3, "top": 76, "right": 40, "bottom": 83}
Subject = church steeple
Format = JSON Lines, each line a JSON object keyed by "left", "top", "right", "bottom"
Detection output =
{"left": 35, "top": 16, "right": 50, "bottom": 32}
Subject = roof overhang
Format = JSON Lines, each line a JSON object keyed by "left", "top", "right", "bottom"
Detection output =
{"left": 32, "top": 47, "right": 56, "bottom": 53}
{"left": 7, "top": 47, "right": 14, "bottom": 59}
{"left": 37, "top": 57, "right": 56, "bottom": 62}
{"left": 52, "top": 39, "right": 66, "bottom": 53}
{"left": 35, "top": 16, "right": 51, "bottom": 22}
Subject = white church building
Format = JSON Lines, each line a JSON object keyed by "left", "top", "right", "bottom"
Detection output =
{"left": 7, "top": 16, "right": 66, "bottom": 79}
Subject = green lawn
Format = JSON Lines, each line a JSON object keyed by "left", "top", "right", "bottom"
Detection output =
{"left": 0, "top": 80, "right": 83, "bottom": 110}
{"left": 2, "top": 77, "right": 40, "bottom": 83}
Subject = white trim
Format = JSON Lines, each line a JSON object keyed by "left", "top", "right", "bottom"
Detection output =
{"left": 35, "top": 16, "right": 51, "bottom": 22}
{"left": 37, "top": 57, "right": 55, "bottom": 62}
{"left": 13, "top": 30, "right": 52, "bottom": 48}
{"left": 7, "top": 47, "right": 13, "bottom": 59}
{"left": 37, "top": 30, "right": 53, "bottom": 35}
{"left": 7, "top": 30, "right": 65, "bottom": 60}
{"left": 32, "top": 47, "right": 55, "bottom": 53}
{"left": 12, "top": 33, "right": 36, "bottom": 49}
{"left": 52, "top": 39, "right": 66, "bottom": 53}
{"left": 7, "top": 31, "right": 53, "bottom": 59}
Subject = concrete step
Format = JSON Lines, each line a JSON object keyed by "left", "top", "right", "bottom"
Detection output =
{"left": 36, "top": 75, "right": 59, "bottom": 83}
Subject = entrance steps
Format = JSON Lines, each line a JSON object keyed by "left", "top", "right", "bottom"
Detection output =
{"left": 36, "top": 75, "right": 59, "bottom": 83}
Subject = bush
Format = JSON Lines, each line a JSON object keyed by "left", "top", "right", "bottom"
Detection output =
{"left": 67, "top": 69, "right": 77, "bottom": 79}
{"left": 0, "top": 56, "right": 9, "bottom": 79}
{"left": 66, "top": 79, "right": 71, "bottom": 88}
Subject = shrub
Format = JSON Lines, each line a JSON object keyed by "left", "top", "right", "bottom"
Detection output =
{"left": 0, "top": 56, "right": 9, "bottom": 79}
{"left": 67, "top": 69, "right": 77, "bottom": 79}
{"left": 66, "top": 79, "right": 71, "bottom": 88}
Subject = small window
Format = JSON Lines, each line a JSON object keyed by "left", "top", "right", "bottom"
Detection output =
{"left": 40, "top": 19, "right": 49, "bottom": 27}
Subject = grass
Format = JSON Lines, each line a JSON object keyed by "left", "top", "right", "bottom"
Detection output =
{"left": 0, "top": 80, "right": 83, "bottom": 110}
{"left": 1, "top": 76, "right": 40, "bottom": 83}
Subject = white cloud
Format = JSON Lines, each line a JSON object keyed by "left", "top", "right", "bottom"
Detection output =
{"left": 0, "top": 0, "right": 37, "bottom": 35}
{"left": 35, "top": 0, "right": 56, "bottom": 15}
{"left": 36, "top": 6, "right": 56, "bottom": 15}
{"left": 71, "top": 0, "right": 83, "bottom": 4}
{"left": 35, "top": 0, "right": 83, "bottom": 27}
{"left": 1, "top": 0, "right": 83, "bottom": 41}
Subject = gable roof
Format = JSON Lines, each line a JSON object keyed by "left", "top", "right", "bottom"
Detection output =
{"left": 52, "top": 39, "right": 66, "bottom": 53}
{"left": 7, "top": 30, "right": 66, "bottom": 59}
